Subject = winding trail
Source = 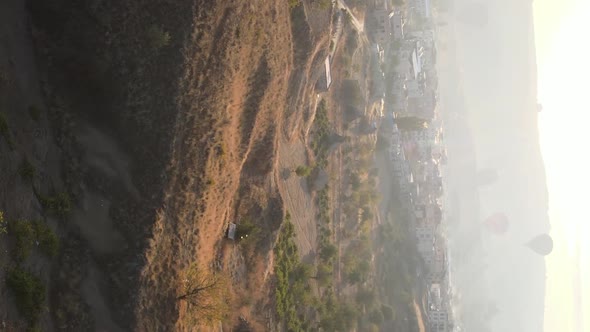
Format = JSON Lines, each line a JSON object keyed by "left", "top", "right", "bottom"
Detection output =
{"left": 336, "top": 0, "right": 370, "bottom": 45}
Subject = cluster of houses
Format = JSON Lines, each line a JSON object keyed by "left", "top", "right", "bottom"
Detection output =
{"left": 370, "top": 0, "right": 454, "bottom": 331}
{"left": 389, "top": 109, "right": 452, "bottom": 332}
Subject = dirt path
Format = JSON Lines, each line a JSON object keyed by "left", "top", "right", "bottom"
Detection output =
{"left": 413, "top": 300, "right": 427, "bottom": 332}
{"left": 336, "top": 0, "right": 369, "bottom": 45}
{"left": 276, "top": 138, "right": 316, "bottom": 260}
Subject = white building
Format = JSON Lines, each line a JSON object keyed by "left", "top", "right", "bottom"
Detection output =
{"left": 429, "top": 309, "right": 451, "bottom": 332}
{"left": 390, "top": 11, "right": 404, "bottom": 40}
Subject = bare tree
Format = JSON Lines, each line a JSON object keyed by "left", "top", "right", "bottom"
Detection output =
{"left": 178, "top": 264, "right": 230, "bottom": 325}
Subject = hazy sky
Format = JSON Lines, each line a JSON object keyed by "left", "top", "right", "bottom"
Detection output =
{"left": 534, "top": 0, "right": 590, "bottom": 331}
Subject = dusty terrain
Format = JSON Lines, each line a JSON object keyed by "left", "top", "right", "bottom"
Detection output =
{"left": 0, "top": 0, "right": 339, "bottom": 330}
{"left": 3, "top": 0, "right": 431, "bottom": 329}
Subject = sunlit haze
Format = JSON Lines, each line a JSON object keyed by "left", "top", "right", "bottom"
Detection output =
{"left": 3, "top": 0, "right": 590, "bottom": 330}
{"left": 535, "top": 0, "right": 590, "bottom": 331}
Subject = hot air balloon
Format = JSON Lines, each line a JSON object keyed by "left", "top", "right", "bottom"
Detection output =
{"left": 483, "top": 213, "right": 509, "bottom": 235}
{"left": 526, "top": 234, "right": 553, "bottom": 256}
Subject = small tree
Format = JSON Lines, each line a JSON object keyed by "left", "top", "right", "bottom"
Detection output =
{"left": 346, "top": 269, "right": 362, "bottom": 285}
{"left": 319, "top": 243, "right": 337, "bottom": 263}
{"left": 295, "top": 165, "right": 312, "bottom": 177}
{"left": 178, "top": 264, "right": 230, "bottom": 326}
{"left": 314, "top": 263, "right": 333, "bottom": 287}
{"left": 292, "top": 263, "right": 314, "bottom": 281}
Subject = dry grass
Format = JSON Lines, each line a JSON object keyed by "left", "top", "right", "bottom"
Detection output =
{"left": 135, "top": 0, "right": 297, "bottom": 330}
{"left": 21, "top": 0, "right": 331, "bottom": 329}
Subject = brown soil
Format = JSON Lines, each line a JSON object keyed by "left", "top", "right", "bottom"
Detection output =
{"left": 276, "top": 140, "right": 316, "bottom": 259}
{"left": 413, "top": 300, "right": 427, "bottom": 332}
{"left": 136, "top": 1, "right": 297, "bottom": 330}
{"left": 1, "top": 0, "right": 333, "bottom": 330}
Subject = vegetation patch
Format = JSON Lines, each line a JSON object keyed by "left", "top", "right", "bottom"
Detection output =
{"left": 288, "top": 0, "right": 301, "bottom": 9}
{"left": 274, "top": 213, "right": 314, "bottom": 331}
{"left": 315, "top": 187, "right": 337, "bottom": 275}
{"left": 147, "top": 25, "right": 171, "bottom": 50}
{"left": 317, "top": 291, "right": 359, "bottom": 331}
{"left": 5, "top": 267, "right": 46, "bottom": 325}
{"left": 39, "top": 192, "right": 72, "bottom": 217}
{"left": 178, "top": 264, "right": 230, "bottom": 326}
{"left": 235, "top": 218, "right": 260, "bottom": 242}
{"left": 8, "top": 219, "right": 59, "bottom": 261}
{"left": 9, "top": 219, "right": 36, "bottom": 262}
{"left": 295, "top": 165, "right": 312, "bottom": 177}
{"left": 310, "top": 100, "right": 332, "bottom": 169}
{"left": 33, "top": 220, "right": 59, "bottom": 258}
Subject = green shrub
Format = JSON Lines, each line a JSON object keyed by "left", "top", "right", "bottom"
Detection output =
{"left": 317, "top": 0, "right": 331, "bottom": 9}
{"left": 5, "top": 267, "right": 46, "bottom": 324}
{"left": 19, "top": 158, "right": 35, "bottom": 182}
{"left": 236, "top": 218, "right": 259, "bottom": 241}
{"left": 147, "top": 25, "right": 171, "bottom": 50}
{"left": 9, "top": 219, "right": 35, "bottom": 262}
{"left": 319, "top": 243, "right": 337, "bottom": 263}
{"left": 274, "top": 215, "right": 313, "bottom": 329}
{"left": 28, "top": 106, "right": 41, "bottom": 122}
{"left": 288, "top": 0, "right": 300, "bottom": 9}
{"left": 33, "top": 220, "right": 59, "bottom": 258}
{"left": 295, "top": 165, "right": 312, "bottom": 177}
{"left": 311, "top": 100, "right": 332, "bottom": 169}
{"left": 40, "top": 192, "right": 72, "bottom": 217}
{"left": 8, "top": 219, "right": 58, "bottom": 260}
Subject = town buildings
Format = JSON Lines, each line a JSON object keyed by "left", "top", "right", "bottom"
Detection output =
{"left": 384, "top": 0, "right": 454, "bottom": 330}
